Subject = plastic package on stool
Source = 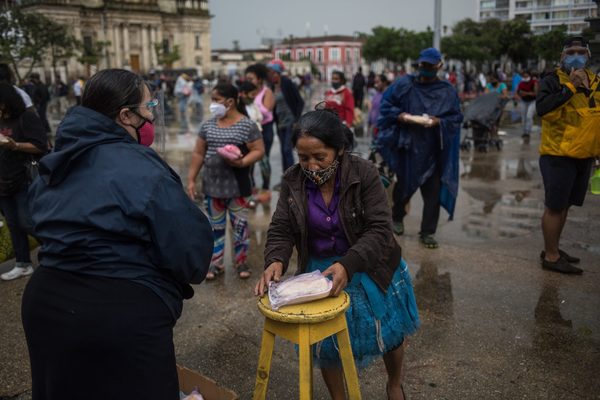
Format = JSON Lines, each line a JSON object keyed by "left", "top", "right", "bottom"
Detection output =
{"left": 268, "top": 270, "right": 333, "bottom": 310}
{"left": 180, "top": 389, "right": 204, "bottom": 400}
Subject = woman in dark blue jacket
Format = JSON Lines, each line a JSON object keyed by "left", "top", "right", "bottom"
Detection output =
{"left": 22, "top": 69, "right": 213, "bottom": 400}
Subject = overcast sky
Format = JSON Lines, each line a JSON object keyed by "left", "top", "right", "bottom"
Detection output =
{"left": 210, "top": 0, "right": 477, "bottom": 50}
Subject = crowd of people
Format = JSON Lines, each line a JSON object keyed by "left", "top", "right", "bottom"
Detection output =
{"left": 0, "top": 34, "right": 598, "bottom": 400}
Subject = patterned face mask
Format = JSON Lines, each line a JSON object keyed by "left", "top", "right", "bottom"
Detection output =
{"left": 302, "top": 159, "right": 339, "bottom": 186}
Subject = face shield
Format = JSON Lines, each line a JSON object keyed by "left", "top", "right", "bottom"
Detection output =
{"left": 147, "top": 88, "right": 167, "bottom": 154}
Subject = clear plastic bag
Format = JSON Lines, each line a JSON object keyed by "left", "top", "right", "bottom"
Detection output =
{"left": 268, "top": 270, "right": 333, "bottom": 310}
{"left": 180, "top": 389, "right": 204, "bottom": 400}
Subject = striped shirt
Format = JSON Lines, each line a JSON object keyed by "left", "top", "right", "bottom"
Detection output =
{"left": 198, "top": 117, "right": 261, "bottom": 198}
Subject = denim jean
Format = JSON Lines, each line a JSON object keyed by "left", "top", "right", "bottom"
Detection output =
{"left": 276, "top": 124, "right": 295, "bottom": 172}
{"left": 0, "top": 187, "right": 33, "bottom": 263}
{"left": 520, "top": 100, "right": 536, "bottom": 135}
{"left": 178, "top": 95, "right": 189, "bottom": 133}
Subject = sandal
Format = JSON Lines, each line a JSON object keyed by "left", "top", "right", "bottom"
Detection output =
{"left": 236, "top": 264, "right": 251, "bottom": 279}
{"left": 420, "top": 235, "right": 439, "bottom": 249}
{"left": 393, "top": 221, "right": 404, "bottom": 235}
{"left": 205, "top": 265, "right": 224, "bottom": 281}
{"left": 386, "top": 384, "right": 408, "bottom": 400}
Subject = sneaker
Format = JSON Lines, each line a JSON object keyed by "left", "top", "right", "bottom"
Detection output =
{"left": 541, "top": 257, "right": 582, "bottom": 275}
{"left": 392, "top": 221, "right": 404, "bottom": 235}
{"left": 247, "top": 198, "right": 258, "bottom": 209}
{"left": 1, "top": 265, "right": 34, "bottom": 281}
{"left": 420, "top": 234, "right": 439, "bottom": 249}
{"left": 540, "top": 250, "right": 580, "bottom": 264}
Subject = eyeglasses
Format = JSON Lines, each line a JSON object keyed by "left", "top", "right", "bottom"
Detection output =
{"left": 122, "top": 99, "right": 159, "bottom": 111}
{"left": 145, "top": 99, "right": 159, "bottom": 109}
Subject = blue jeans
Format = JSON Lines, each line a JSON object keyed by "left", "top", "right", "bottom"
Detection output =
{"left": 0, "top": 187, "right": 33, "bottom": 263}
{"left": 277, "top": 124, "right": 295, "bottom": 172}
{"left": 520, "top": 100, "right": 536, "bottom": 135}
{"left": 178, "top": 95, "right": 189, "bottom": 133}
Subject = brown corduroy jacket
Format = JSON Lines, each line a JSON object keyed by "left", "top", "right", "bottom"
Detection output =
{"left": 263, "top": 153, "right": 402, "bottom": 292}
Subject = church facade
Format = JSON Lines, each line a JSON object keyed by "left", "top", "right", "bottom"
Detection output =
{"left": 20, "top": 0, "right": 211, "bottom": 78}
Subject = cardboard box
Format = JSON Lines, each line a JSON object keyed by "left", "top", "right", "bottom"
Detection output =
{"left": 177, "top": 365, "right": 239, "bottom": 400}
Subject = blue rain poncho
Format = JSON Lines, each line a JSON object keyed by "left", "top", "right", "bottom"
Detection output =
{"left": 376, "top": 75, "right": 463, "bottom": 219}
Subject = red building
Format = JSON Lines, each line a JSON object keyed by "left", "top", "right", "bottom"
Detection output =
{"left": 273, "top": 35, "right": 363, "bottom": 81}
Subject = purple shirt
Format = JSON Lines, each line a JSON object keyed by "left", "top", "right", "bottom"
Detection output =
{"left": 306, "top": 170, "right": 351, "bottom": 258}
{"left": 368, "top": 91, "right": 383, "bottom": 127}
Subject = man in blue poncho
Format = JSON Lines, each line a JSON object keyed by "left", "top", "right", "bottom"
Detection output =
{"left": 377, "top": 48, "right": 463, "bottom": 248}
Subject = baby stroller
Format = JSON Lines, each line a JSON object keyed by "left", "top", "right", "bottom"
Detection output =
{"left": 461, "top": 92, "right": 505, "bottom": 152}
{"left": 367, "top": 146, "right": 395, "bottom": 189}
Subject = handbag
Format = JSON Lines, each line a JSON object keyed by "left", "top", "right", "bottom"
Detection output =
{"left": 24, "top": 156, "right": 39, "bottom": 184}
{"left": 368, "top": 149, "right": 394, "bottom": 188}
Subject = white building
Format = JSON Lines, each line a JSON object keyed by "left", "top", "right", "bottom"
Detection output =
{"left": 477, "top": 0, "right": 598, "bottom": 34}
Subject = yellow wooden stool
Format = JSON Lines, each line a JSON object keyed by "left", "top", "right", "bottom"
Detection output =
{"left": 253, "top": 292, "right": 361, "bottom": 400}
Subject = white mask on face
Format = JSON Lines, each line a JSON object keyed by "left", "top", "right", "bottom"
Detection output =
{"left": 209, "top": 102, "right": 227, "bottom": 119}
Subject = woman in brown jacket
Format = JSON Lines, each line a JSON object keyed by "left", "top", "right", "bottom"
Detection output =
{"left": 255, "top": 109, "right": 419, "bottom": 400}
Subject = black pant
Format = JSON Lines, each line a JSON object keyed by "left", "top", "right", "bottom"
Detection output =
{"left": 22, "top": 267, "right": 179, "bottom": 400}
{"left": 35, "top": 101, "right": 51, "bottom": 133}
{"left": 392, "top": 169, "right": 441, "bottom": 236}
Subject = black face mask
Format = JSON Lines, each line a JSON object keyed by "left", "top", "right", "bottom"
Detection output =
{"left": 302, "top": 159, "right": 339, "bottom": 186}
{"left": 331, "top": 82, "right": 342, "bottom": 90}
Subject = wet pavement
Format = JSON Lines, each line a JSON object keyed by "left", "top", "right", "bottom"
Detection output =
{"left": 1, "top": 101, "right": 599, "bottom": 399}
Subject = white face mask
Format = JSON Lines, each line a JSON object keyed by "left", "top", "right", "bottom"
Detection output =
{"left": 209, "top": 102, "right": 227, "bottom": 119}
{"left": 522, "top": 77, "right": 530, "bottom": 82}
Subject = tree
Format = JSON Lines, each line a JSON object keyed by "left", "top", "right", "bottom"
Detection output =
{"left": 361, "top": 26, "right": 432, "bottom": 67}
{"left": 533, "top": 25, "right": 568, "bottom": 63}
{"left": 46, "top": 23, "right": 79, "bottom": 74}
{"left": 361, "top": 26, "right": 402, "bottom": 63}
{"left": 442, "top": 18, "right": 490, "bottom": 66}
{"left": 232, "top": 40, "right": 240, "bottom": 52}
{"left": 0, "top": 8, "right": 53, "bottom": 81}
{"left": 78, "top": 40, "right": 110, "bottom": 76}
{"left": 409, "top": 29, "right": 434, "bottom": 59}
{"left": 499, "top": 18, "right": 532, "bottom": 65}
{"left": 154, "top": 43, "right": 181, "bottom": 68}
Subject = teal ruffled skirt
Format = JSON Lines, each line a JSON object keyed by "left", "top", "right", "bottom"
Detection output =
{"left": 306, "top": 257, "right": 420, "bottom": 369}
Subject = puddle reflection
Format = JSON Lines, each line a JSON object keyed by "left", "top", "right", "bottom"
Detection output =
{"left": 531, "top": 277, "right": 577, "bottom": 357}
{"left": 461, "top": 152, "right": 538, "bottom": 182}
{"left": 413, "top": 261, "right": 453, "bottom": 319}
{"left": 461, "top": 190, "right": 543, "bottom": 240}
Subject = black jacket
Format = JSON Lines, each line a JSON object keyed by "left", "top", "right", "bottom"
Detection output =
{"left": 29, "top": 106, "right": 214, "bottom": 319}
{"left": 274, "top": 75, "right": 304, "bottom": 124}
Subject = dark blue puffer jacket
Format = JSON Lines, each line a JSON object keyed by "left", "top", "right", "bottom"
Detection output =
{"left": 28, "top": 106, "right": 213, "bottom": 319}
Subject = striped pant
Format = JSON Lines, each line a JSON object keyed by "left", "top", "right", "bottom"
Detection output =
{"left": 204, "top": 196, "right": 249, "bottom": 269}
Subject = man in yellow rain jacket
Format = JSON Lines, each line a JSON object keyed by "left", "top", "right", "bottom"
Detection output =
{"left": 536, "top": 36, "right": 600, "bottom": 275}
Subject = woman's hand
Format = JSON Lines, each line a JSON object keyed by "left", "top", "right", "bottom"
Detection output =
{"left": 322, "top": 262, "right": 348, "bottom": 297}
{"left": 0, "top": 136, "right": 18, "bottom": 150}
{"left": 226, "top": 156, "right": 246, "bottom": 168}
{"left": 186, "top": 181, "right": 197, "bottom": 200}
{"left": 254, "top": 261, "right": 284, "bottom": 296}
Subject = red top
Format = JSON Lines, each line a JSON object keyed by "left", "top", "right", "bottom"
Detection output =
{"left": 324, "top": 86, "right": 355, "bottom": 127}
{"left": 517, "top": 78, "right": 538, "bottom": 102}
